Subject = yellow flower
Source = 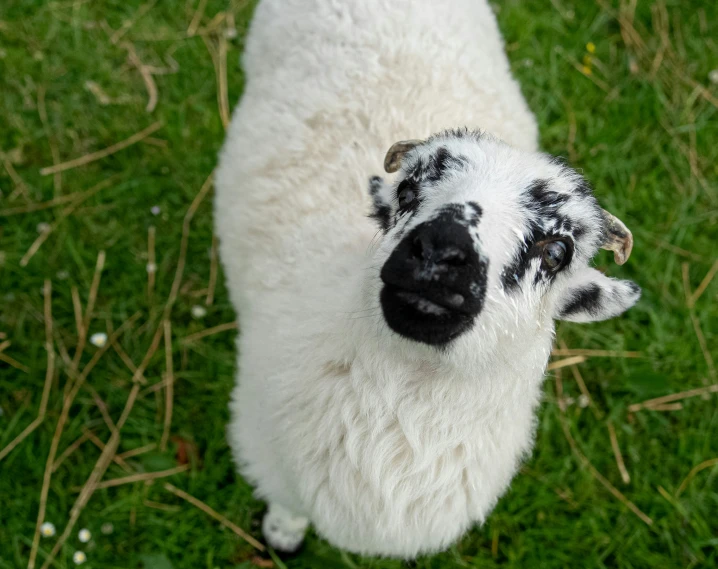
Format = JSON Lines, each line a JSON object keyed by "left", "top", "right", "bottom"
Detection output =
{"left": 583, "top": 54, "right": 593, "bottom": 66}
{"left": 582, "top": 65, "right": 593, "bottom": 75}
{"left": 586, "top": 42, "right": 596, "bottom": 53}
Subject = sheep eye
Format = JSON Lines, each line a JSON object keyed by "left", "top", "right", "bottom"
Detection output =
{"left": 397, "top": 180, "right": 417, "bottom": 210}
{"left": 541, "top": 240, "right": 568, "bottom": 271}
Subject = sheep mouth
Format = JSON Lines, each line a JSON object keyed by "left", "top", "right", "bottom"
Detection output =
{"left": 380, "top": 284, "right": 476, "bottom": 346}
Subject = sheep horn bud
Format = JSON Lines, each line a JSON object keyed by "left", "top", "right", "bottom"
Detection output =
{"left": 600, "top": 209, "right": 633, "bottom": 265}
{"left": 384, "top": 139, "right": 424, "bottom": 173}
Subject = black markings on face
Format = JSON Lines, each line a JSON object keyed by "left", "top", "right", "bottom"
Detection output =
{"left": 559, "top": 283, "right": 602, "bottom": 319}
{"left": 502, "top": 179, "right": 579, "bottom": 291}
{"left": 368, "top": 175, "right": 392, "bottom": 232}
{"left": 406, "top": 147, "right": 467, "bottom": 187}
{"left": 500, "top": 219, "right": 542, "bottom": 291}
{"left": 466, "top": 202, "right": 482, "bottom": 227}
{"left": 526, "top": 179, "right": 570, "bottom": 216}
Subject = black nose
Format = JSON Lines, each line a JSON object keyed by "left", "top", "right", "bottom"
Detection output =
{"left": 379, "top": 211, "right": 488, "bottom": 345}
{"left": 410, "top": 221, "right": 471, "bottom": 277}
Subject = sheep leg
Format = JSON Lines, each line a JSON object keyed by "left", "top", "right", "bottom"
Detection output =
{"left": 262, "top": 502, "right": 309, "bottom": 553}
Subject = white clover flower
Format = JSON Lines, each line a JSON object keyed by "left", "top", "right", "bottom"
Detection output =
{"left": 40, "top": 522, "right": 56, "bottom": 537}
{"left": 72, "top": 551, "right": 87, "bottom": 565}
{"left": 191, "top": 305, "right": 207, "bottom": 319}
{"left": 101, "top": 522, "right": 114, "bottom": 535}
{"left": 578, "top": 394, "right": 590, "bottom": 408}
{"left": 37, "top": 222, "right": 51, "bottom": 234}
{"left": 151, "top": 205, "right": 161, "bottom": 215}
{"left": 709, "top": 69, "right": 718, "bottom": 84}
{"left": 89, "top": 332, "right": 108, "bottom": 348}
{"left": 78, "top": 528, "right": 91, "bottom": 543}
{"left": 146, "top": 262, "right": 157, "bottom": 274}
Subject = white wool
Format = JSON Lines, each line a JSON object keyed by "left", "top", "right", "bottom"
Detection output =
{"left": 215, "top": 0, "right": 638, "bottom": 559}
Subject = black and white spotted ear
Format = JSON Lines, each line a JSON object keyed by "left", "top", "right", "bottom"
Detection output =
{"left": 368, "top": 175, "right": 392, "bottom": 232}
{"left": 384, "top": 139, "right": 423, "bottom": 173}
{"left": 555, "top": 267, "right": 641, "bottom": 323}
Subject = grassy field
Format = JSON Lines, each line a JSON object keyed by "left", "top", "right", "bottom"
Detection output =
{"left": 1, "top": 1, "right": 717, "bottom": 568}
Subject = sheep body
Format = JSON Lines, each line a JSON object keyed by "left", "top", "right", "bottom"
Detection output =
{"left": 216, "top": 0, "right": 583, "bottom": 558}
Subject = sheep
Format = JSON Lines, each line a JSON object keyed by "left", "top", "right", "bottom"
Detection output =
{"left": 214, "top": 0, "right": 640, "bottom": 559}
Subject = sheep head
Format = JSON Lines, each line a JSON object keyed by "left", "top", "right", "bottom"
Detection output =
{"left": 367, "top": 130, "right": 640, "bottom": 347}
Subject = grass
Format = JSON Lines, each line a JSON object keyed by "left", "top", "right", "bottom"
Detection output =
{"left": 0, "top": 0, "right": 716, "bottom": 567}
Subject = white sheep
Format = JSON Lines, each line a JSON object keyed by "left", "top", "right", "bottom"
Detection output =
{"left": 215, "top": 0, "right": 640, "bottom": 559}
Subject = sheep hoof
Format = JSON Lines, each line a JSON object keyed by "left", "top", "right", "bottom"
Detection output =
{"left": 262, "top": 503, "right": 309, "bottom": 554}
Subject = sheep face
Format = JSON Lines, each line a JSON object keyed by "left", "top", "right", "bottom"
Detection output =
{"left": 368, "top": 131, "right": 640, "bottom": 347}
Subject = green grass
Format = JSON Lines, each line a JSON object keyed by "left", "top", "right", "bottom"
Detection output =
{"left": 1, "top": 1, "right": 716, "bottom": 568}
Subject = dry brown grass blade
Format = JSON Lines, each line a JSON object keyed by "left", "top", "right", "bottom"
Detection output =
{"left": 0, "top": 352, "right": 30, "bottom": 373}
{"left": 570, "top": 362, "right": 601, "bottom": 418}
{"left": 0, "top": 340, "right": 10, "bottom": 352}
{"left": 144, "top": 499, "right": 181, "bottom": 512}
{"left": 117, "top": 443, "right": 156, "bottom": 460}
{"left": 164, "top": 171, "right": 214, "bottom": 321}
{"left": 1, "top": 177, "right": 118, "bottom": 217}
{"left": 607, "top": 423, "right": 631, "bottom": 484}
{"left": 85, "top": 385, "right": 117, "bottom": 431}
{"left": 187, "top": 0, "right": 209, "bottom": 36}
{"left": 551, "top": 348, "right": 642, "bottom": 358}
{"left": 84, "top": 428, "right": 131, "bottom": 472}
{"left": 682, "top": 262, "right": 717, "bottom": 386}
{"left": 689, "top": 259, "right": 718, "bottom": 307}
{"left": 39, "top": 121, "right": 162, "bottom": 175}
{"left": 181, "top": 321, "right": 238, "bottom": 344}
{"left": 160, "top": 319, "right": 174, "bottom": 451}
{"left": 164, "top": 482, "right": 265, "bottom": 551}
{"left": 0, "top": 281, "right": 55, "bottom": 462}
{"left": 555, "top": 367, "right": 566, "bottom": 412}
{"left": 547, "top": 355, "right": 586, "bottom": 370}
{"left": 122, "top": 42, "right": 159, "bottom": 113}
{"left": 646, "top": 403, "right": 683, "bottom": 411}
{"left": 628, "top": 383, "right": 718, "bottom": 412}
{"left": 95, "top": 464, "right": 189, "bottom": 489}
{"left": 675, "top": 458, "right": 718, "bottom": 497}
{"left": 52, "top": 431, "right": 92, "bottom": 473}
{"left": 690, "top": 313, "right": 717, "bottom": 385}
{"left": 198, "top": 11, "right": 226, "bottom": 35}
{"left": 1, "top": 151, "right": 28, "bottom": 200}
{"left": 108, "top": 320, "right": 140, "bottom": 375}
{"left": 72, "top": 250, "right": 106, "bottom": 371}
{"left": 655, "top": 240, "right": 707, "bottom": 262}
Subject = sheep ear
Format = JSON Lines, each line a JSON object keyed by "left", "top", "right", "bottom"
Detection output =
{"left": 555, "top": 267, "right": 641, "bottom": 323}
{"left": 384, "top": 139, "right": 423, "bottom": 173}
